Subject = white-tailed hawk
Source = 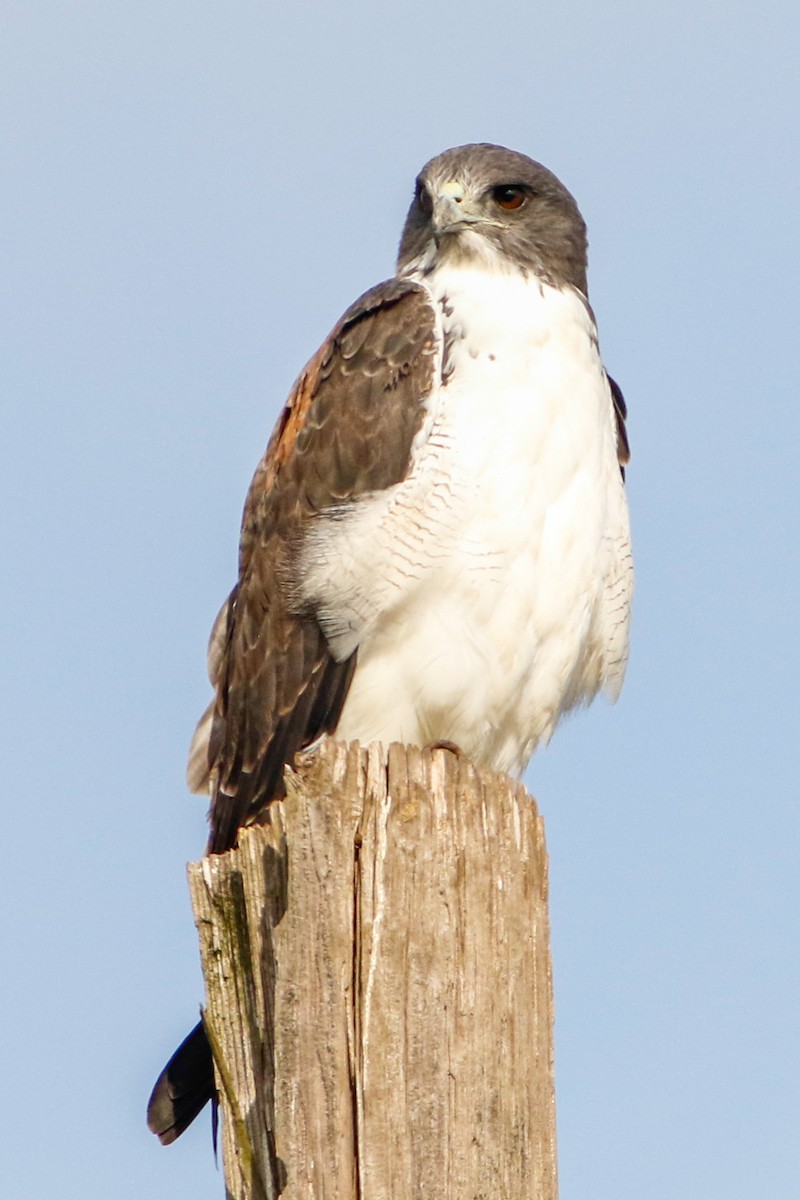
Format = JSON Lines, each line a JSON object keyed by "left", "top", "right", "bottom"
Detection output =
{"left": 148, "top": 142, "right": 633, "bottom": 1144}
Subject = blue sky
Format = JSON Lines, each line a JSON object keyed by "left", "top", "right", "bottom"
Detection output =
{"left": 3, "top": 3, "right": 799, "bottom": 1197}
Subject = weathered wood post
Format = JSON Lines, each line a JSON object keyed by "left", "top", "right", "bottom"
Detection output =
{"left": 188, "top": 740, "right": 558, "bottom": 1200}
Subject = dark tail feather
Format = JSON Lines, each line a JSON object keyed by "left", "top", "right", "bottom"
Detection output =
{"left": 147, "top": 1020, "right": 215, "bottom": 1144}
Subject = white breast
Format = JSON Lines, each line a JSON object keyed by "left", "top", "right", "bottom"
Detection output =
{"left": 302, "top": 262, "right": 632, "bottom": 776}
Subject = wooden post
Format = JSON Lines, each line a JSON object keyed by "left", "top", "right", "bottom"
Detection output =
{"left": 188, "top": 741, "right": 558, "bottom": 1200}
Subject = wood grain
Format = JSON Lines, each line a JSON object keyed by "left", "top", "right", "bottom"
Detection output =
{"left": 188, "top": 741, "right": 557, "bottom": 1199}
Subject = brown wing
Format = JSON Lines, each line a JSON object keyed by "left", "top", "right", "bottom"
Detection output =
{"left": 607, "top": 373, "right": 630, "bottom": 478}
{"left": 573, "top": 291, "right": 629, "bottom": 480}
{"left": 200, "top": 278, "right": 439, "bottom": 853}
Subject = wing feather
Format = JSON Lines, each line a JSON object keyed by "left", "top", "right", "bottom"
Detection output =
{"left": 607, "top": 373, "right": 630, "bottom": 476}
{"left": 196, "top": 279, "right": 438, "bottom": 853}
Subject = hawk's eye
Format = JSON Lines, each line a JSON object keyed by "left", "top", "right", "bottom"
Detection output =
{"left": 416, "top": 182, "right": 433, "bottom": 215}
{"left": 492, "top": 185, "right": 527, "bottom": 211}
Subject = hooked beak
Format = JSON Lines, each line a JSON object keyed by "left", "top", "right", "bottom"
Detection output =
{"left": 431, "top": 180, "right": 486, "bottom": 238}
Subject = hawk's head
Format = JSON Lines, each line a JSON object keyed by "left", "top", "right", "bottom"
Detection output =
{"left": 397, "top": 143, "right": 588, "bottom": 294}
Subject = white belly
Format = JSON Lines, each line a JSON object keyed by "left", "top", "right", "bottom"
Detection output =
{"left": 303, "top": 264, "right": 632, "bottom": 776}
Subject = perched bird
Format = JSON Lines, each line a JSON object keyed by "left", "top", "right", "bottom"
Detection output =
{"left": 147, "top": 142, "right": 633, "bottom": 1144}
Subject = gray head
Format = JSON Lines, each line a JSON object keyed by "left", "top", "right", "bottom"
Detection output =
{"left": 397, "top": 143, "right": 588, "bottom": 294}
